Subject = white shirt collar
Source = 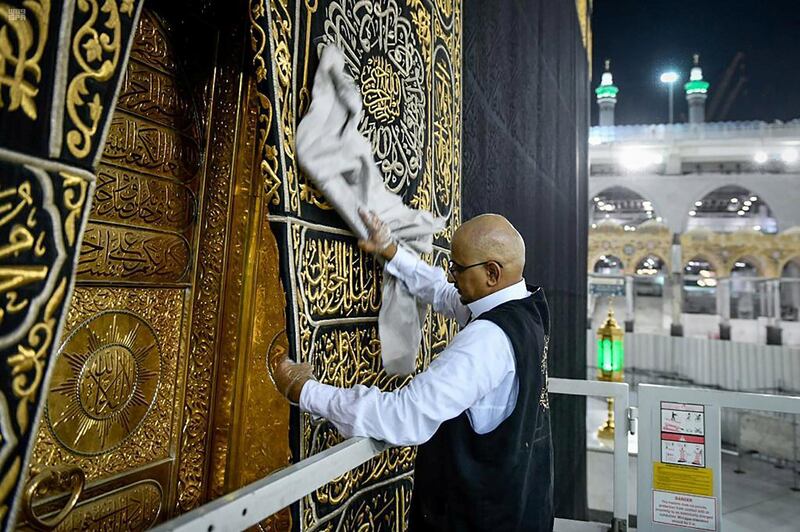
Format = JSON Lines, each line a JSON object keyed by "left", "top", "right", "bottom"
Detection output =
{"left": 467, "top": 279, "right": 530, "bottom": 318}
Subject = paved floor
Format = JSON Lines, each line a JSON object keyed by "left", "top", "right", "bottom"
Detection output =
{"left": 586, "top": 396, "right": 800, "bottom": 531}
{"left": 719, "top": 454, "right": 800, "bottom": 532}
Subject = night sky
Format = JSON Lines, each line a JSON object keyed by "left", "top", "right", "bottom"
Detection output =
{"left": 591, "top": 0, "right": 800, "bottom": 126}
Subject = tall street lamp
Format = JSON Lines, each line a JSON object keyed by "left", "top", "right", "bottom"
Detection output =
{"left": 660, "top": 71, "right": 679, "bottom": 124}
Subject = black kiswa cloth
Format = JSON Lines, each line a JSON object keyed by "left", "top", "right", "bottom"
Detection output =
{"left": 410, "top": 286, "right": 553, "bottom": 532}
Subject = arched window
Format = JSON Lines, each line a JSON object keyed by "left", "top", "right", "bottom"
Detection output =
{"left": 780, "top": 259, "right": 800, "bottom": 322}
{"left": 731, "top": 258, "right": 761, "bottom": 277}
{"left": 634, "top": 254, "right": 666, "bottom": 297}
{"left": 683, "top": 258, "right": 717, "bottom": 314}
{"left": 780, "top": 259, "right": 799, "bottom": 278}
{"left": 593, "top": 255, "right": 624, "bottom": 275}
{"left": 687, "top": 185, "right": 777, "bottom": 234}
{"left": 730, "top": 258, "right": 762, "bottom": 319}
{"left": 590, "top": 186, "right": 659, "bottom": 229}
{"left": 635, "top": 255, "right": 666, "bottom": 276}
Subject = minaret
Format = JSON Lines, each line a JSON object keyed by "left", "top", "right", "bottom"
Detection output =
{"left": 684, "top": 54, "right": 710, "bottom": 124}
{"left": 595, "top": 59, "right": 619, "bottom": 127}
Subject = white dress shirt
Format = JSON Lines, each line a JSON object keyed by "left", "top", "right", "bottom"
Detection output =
{"left": 299, "top": 247, "right": 530, "bottom": 446}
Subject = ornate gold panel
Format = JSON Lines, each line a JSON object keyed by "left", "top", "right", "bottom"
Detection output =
{"left": 76, "top": 223, "right": 191, "bottom": 283}
{"left": 1, "top": 0, "right": 146, "bottom": 525}
{"left": 46, "top": 310, "right": 161, "bottom": 455}
{"left": 115, "top": 61, "right": 200, "bottom": 135}
{"left": 53, "top": 480, "right": 162, "bottom": 531}
{"left": 31, "top": 286, "right": 180, "bottom": 481}
{"left": 211, "top": 78, "right": 292, "bottom": 500}
{"left": 8, "top": 0, "right": 465, "bottom": 528}
{"left": 92, "top": 163, "right": 195, "bottom": 232}
{"left": 173, "top": 45, "right": 238, "bottom": 518}
{"left": 204, "top": 77, "right": 263, "bottom": 501}
{"left": 127, "top": 9, "right": 178, "bottom": 75}
{"left": 101, "top": 112, "right": 202, "bottom": 181}
{"left": 20, "top": 5, "right": 268, "bottom": 528}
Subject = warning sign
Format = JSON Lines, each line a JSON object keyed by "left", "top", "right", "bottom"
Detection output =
{"left": 653, "top": 462, "right": 713, "bottom": 497}
{"left": 662, "top": 433, "right": 705, "bottom": 467}
{"left": 661, "top": 402, "right": 706, "bottom": 467}
{"left": 653, "top": 490, "right": 717, "bottom": 531}
{"left": 651, "top": 403, "right": 716, "bottom": 530}
{"left": 661, "top": 402, "right": 705, "bottom": 436}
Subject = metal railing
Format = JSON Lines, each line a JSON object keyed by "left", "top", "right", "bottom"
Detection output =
{"left": 152, "top": 378, "right": 800, "bottom": 531}
{"left": 612, "top": 333, "right": 800, "bottom": 395}
{"left": 153, "top": 438, "right": 390, "bottom": 532}
{"left": 152, "top": 379, "right": 634, "bottom": 532}
{"left": 636, "top": 384, "right": 800, "bottom": 531}
{"left": 550, "top": 378, "right": 633, "bottom": 532}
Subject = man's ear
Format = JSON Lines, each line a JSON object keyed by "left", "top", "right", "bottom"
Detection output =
{"left": 486, "top": 262, "right": 502, "bottom": 286}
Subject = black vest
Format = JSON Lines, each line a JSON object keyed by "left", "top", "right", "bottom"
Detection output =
{"left": 409, "top": 286, "right": 553, "bottom": 532}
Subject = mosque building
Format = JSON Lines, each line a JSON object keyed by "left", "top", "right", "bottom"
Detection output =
{"left": 586, "top": 63, "right": 800, "bottom": 528}
{"left": 588, "top": 56, "right": 800, "bottom": 347}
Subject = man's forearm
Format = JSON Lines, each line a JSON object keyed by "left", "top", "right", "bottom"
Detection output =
{"left": 383, "top": 246, "right": 469, "bottom": 324}
{"left": 300, "top": 380, "right": 440, "bottom": 446}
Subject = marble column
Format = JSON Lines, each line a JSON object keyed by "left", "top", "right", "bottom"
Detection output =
{"left": 717, "top": 278, "right": 731, "bottom": 340}
{"left": 670, "top": 274, "right": 684, "bottom": 336}
{"left": 670, "top": 234, "right": 683, "bottom": 336}
{"left": 767, "top": 278, "right": 783, "bottom": 345}
{"left": 787, "top": 279, "right": 800, "bottom": 321}
{"left": 758, "top": 280, "right": 768, "bottom": 321}
{"left": 625, "top": 275, "right": 635, "bottom": 332}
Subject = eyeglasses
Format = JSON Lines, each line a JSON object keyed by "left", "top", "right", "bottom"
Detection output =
{"left": 447, "top": 259, "right": 504, "bottom": 276}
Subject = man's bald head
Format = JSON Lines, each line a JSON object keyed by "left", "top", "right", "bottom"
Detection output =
{"left": 452, "top": 214, "right": 526, "bottom": 286}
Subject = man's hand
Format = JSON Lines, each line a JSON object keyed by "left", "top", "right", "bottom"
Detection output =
{"left": 270, "top": 348, "right": 315, "bottom": 404}
{"left": 357, "top": 208, "right": 397, "bottom": 261}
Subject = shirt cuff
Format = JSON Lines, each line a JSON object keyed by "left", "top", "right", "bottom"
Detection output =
{"left": 299, "top": 380, "right": 336, "bottom": 417}
{"left": 385, "top": 246, "right": 419, "bottom": 280}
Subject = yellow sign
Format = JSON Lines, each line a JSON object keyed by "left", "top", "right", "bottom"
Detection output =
{"left": 653, "top": 462, "right": 713, "bottom": 497}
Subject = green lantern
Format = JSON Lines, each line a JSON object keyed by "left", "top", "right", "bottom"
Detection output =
{"left": 596, "top": 304, "right": 625, "bottom": 442}
{"left": 597, "top": 305, "right": 624, "bottom": 381}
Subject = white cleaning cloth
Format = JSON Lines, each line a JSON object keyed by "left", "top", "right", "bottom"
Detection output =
{"left": 296, "top": 45, "right": 444, "bottom": 375}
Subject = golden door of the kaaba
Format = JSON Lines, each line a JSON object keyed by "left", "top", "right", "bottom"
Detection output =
{"left": 15, "top": 4, "right": 291, "bottom": 528}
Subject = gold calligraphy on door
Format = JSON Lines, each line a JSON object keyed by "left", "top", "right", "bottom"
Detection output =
{"left": 20, "top": 7, "right": 219, "bottom": 528}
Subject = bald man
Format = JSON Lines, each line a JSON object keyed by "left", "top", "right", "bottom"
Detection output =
{"left": 273, "top": 211, "right": 553, "bottom": 532}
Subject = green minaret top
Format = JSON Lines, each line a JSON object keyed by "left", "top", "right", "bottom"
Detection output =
{"left": 684, "top": 54, "right": 710, "bottom": 94}
{"left": 595, "top": 59, "right": 619, "bottom": 100}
